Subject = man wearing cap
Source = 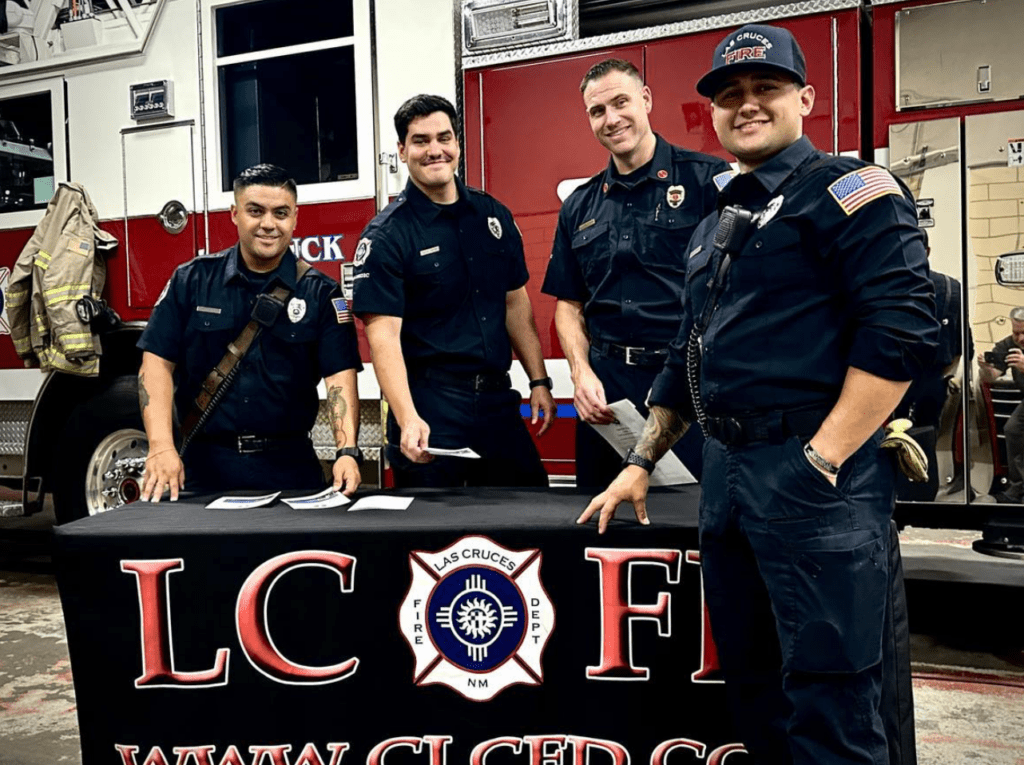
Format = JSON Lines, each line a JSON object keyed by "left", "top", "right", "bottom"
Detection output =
{"left": 578, "top": 24, "right": 937, "bottom": 765}
{"left": 542, "top": 59, "right": 731, "bottom": 487}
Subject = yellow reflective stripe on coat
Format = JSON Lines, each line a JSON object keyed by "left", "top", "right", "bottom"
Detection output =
{"left": 42, "top": 282, "right": 90, "bottom": 297}
{"left": 3, "top": 288, "right": 28, "bottom": 306}
{"left": 38, "top": 347, "right": 99, "bottom": 374}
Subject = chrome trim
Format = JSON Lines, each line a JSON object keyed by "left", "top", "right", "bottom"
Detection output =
{"left": 462, "top": 0, "right": 860, "bottom": 69}
{"left": 479, "top": 74, "right": 486, "bottom": 189}
{"left": 832, "top": 15, "right": 838, "bottom": 155}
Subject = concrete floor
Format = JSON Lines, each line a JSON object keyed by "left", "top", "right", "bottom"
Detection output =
{"left": 1, "top": 511, "right": 1023, "bottom": 765}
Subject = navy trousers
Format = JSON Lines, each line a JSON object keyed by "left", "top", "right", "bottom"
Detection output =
{"left": 699, "top": 431, "right": 911, "bottom": 764}
{"left": 387, "top": 382, "right": 548, "bottom": 489}
{"left": 184, "top": 439, "right": 325, "bottom": 494}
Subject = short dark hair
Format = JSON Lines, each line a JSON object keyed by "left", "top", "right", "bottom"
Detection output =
{"left": 233, "top": 164, "right": 297, "bottom": 199}
{"left": 394, "top": 94, "right": 459, "bottom": 144}
{"left": 580, "top": 58, "right": 643, "bottom": 94}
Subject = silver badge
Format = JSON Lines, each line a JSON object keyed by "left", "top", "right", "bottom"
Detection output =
{"left": 287, "top": 297, "right": 306, "bottom": 323}
{"left": 354, "top": 237, "right": 372, "bottom": 267}
{"left": 488, "top": 217, "right": 502, "bottom": 240}
{"left": 757, "top": 195, "right": 784, "bottom": 228}
{"left": 666, "top": 185, "right": 685, "bottom": 209}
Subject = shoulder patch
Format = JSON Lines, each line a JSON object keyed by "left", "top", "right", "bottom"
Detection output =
{"left": 713, "top": 170, "right": 737, "bottom": 191}
{"left": 331, "top": 297, "right": 353, "bottom": 324}
{"left": 353, "top": 238, "right": 372, "bottom": 267}
{"left": 827, "top": 167, "right": 903, "bottom": 216}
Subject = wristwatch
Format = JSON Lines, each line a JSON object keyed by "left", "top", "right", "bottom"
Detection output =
{"left": 622, "top": 448, "right": 656, "bottom": 474}
{"left": 335, "top": 447, "right": 364, "bottom": 465}
{"left": 529, "top": 376, "right": 553, "bottom": 389}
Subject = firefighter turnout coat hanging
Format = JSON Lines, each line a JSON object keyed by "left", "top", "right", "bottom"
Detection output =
{"left": 6, "top": 182, "right": 118, "bottom": 376}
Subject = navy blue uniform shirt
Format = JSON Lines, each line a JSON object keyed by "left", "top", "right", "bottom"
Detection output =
{"left": 352, "top": 177, "right": 529, "bottom": 374}
{"left": 138, "top": 245, "right": 361, "bottom": 435}
{"left": 650, "top": 136, "right": 938, "bottom": 418}
{"left": 542, "top": 135, "right": 732, "bottom": 346}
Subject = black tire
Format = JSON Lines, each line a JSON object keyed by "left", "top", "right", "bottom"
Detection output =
{"left": 53, "top": 375, "right": 147, "bottom": 525}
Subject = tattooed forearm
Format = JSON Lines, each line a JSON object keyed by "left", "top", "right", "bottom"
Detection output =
{"left": 327, "top": 384, "right": 351, "bottom": 447}
{"left": 138, "top": 372, "right": 150, "bottom": 413}
{"left": 635, "top": 405, "right": 689, "bottom": 463}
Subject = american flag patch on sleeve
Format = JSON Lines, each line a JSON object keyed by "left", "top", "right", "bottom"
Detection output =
{"left": 827, "top": 167, "right": 903, "bottom": 216}
{"left": 713, "top": 170, "right": 737, "bottom": 191}
{"left": 331, "top": 297, "right": 353, "bottom": 324}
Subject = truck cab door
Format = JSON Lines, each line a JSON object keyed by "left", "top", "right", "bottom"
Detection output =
{"left": 121, "top": 120, "right": 198, "bottom": 309}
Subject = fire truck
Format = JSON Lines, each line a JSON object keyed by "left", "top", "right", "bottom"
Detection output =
{"left": 0, "top": 0, "right": 1022, "bottom": 547}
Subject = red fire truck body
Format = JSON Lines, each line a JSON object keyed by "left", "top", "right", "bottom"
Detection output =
{"left": 1, "top": 0, "right": 1022, "bottom": 531}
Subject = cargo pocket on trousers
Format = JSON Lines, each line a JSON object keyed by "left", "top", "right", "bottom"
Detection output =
{"left": 784, "top": 533, "right": 887, "bottom": 674}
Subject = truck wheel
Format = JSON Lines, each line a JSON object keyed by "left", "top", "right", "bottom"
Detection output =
{"left": 53, "top": 376, "right": 149, "bottom": 525}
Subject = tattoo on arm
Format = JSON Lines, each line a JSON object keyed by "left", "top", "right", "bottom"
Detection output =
{"left": 327, "top": 384, "right": 351, "bottom": 448}
{"left": 138, "top": 372, "right": 150, "bottom": 413}
{"left": 635, "top": 405, "right": 689, "bottom": 463}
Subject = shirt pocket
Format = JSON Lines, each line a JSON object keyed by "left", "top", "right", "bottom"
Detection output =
{"left": 184, "top": 310, "right": 239, "bottom": 368}
{"left": 571, "top": 221, "right": 612, "bottom": 289}
{"left": 737, "top": 222, "right": 816, "bottom": 298}
{"left": 639, "top": 213, "right": 699, "bottom": 271}
{"left": 407, "top": 246, "right": 469, "bottom": 315}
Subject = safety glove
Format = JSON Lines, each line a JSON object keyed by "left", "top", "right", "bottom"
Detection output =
{"left": 880, "top": 418, "right": 929, "bottom": 483}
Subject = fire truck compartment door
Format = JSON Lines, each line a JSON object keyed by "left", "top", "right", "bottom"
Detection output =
{"left": 122, "top": 121, "right": 197, "bottom": 309}
{"left": 896, "top": 0, "right": 1022, "bottom": 111}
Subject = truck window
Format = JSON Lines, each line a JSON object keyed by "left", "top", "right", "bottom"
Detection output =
{"left": 214, "top": 0, "right": 357, "bottom": 190}
{"left": 0, "top": 91, "right": 55, "bottom": 215}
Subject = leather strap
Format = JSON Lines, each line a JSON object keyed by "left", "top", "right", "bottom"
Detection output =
{"left": 179, "top": 260, "right": 312, "bottom": 451}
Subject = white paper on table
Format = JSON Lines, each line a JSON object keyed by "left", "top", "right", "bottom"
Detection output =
{"left": 423, "top": 446, "right": 481, "bottom": 459}
{"left": 588, "top": 400, "right": 696, "bottom": 486}
{"left": 348, "top": 495, "right": 415, "bottom": 512}
{"left": 282, "top": 487, "right": 351, "bottom": 509}
{"left": 206, "top": 492, "right": 281, "bottom": 509}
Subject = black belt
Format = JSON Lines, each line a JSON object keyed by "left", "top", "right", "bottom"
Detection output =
{"left": 592, "top": 339, "right": 669, "bottom": 367}
{"left": 409, "top": 367, "right": 511, "bottom": 392}
{"left": 192, "top": 432, "right": 312, "bottom": 454}
{"left": 704, "top": 407, "right": 832, "bottom": 446}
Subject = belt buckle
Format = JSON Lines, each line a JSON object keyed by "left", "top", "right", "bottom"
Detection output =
{"left": 625, "top": 346, "right": 643, "bottom": 366}
{"left": 714, "top": 417, "right": 743, "bottom": 445}
{"left": 237, "top": 435, "right": 262, "bottom": 454}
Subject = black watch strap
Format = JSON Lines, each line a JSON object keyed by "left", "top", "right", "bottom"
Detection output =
{"left": 335, "top": 447, "right": 364, "bottom": 465}
{"left": 529, "top": 376, "right": 553, "bottom": 389}
{"left": 622, "top": 448, "right": 656, "bottom": 474}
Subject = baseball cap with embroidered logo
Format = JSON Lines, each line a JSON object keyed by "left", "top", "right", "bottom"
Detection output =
{"left": 696, "top": 24, "right": 807, "bottom": 99}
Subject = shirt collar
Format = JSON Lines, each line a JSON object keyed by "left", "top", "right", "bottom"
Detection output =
{"left": 223, "top": 243, "right": 297, "bottom": 290}
{"left": 745, "top": 135, "right": 817, "bottom": 194}
{"left": 603, "top": 133, "right": 673, "bottom": 191}
{"left": 403, "top": 175, "right": 474, "bottom": 224}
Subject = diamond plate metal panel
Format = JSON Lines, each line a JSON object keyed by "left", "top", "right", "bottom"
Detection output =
{"left": 0, "top": 402, "right": 31, "bottom": 456}
{"left": 312, "top": 399, "right": 385, "bottom": 461}
{"left": 462, "top": 0, "right": 860, "bottom": 68}
{"left": 461, "top": 0, "right": 579, "bottom": 56}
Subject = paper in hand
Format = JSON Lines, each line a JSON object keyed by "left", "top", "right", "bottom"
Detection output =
{"left": 588, "top": 400, "right": 696, "bottom": 486}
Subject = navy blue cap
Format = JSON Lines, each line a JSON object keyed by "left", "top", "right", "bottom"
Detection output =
{"left": 696, "top": 24, "right": 807, "bottom": 98}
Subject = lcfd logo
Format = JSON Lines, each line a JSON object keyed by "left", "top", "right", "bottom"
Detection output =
{"left": 399, "top": 535, "right": 553, "bottom": 701}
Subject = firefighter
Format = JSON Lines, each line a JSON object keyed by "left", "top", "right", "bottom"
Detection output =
{"left": 137, "top": 164, "right": 363, "bottom": 500}
{"left": 578, "top": 25, "right": 937, "bottom": 765}
{"left": 542, "top": 58, "right": 730, "bottom": 487}
{"left": 353, "top": 94, "right": 553, "bottom": 488}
